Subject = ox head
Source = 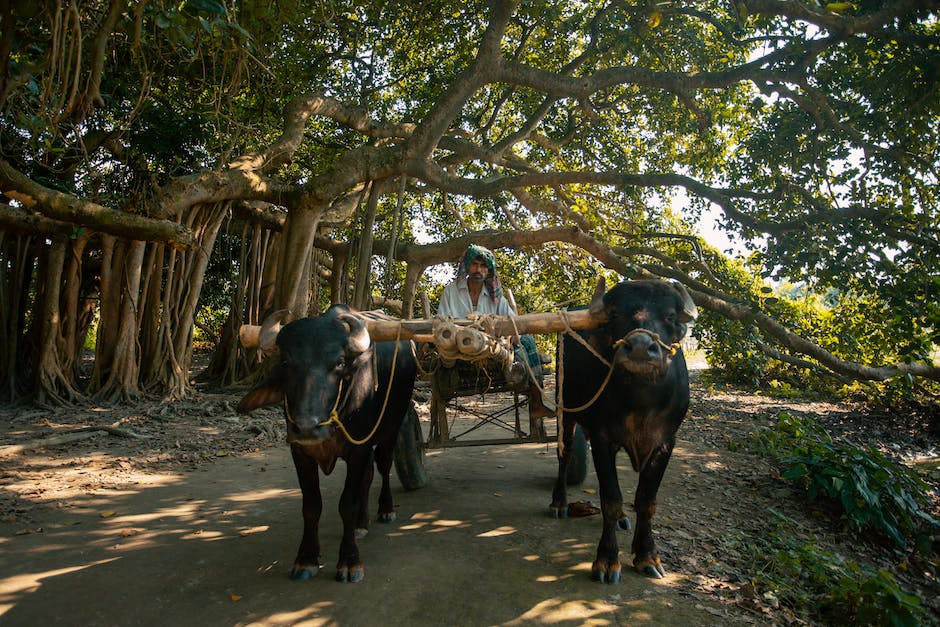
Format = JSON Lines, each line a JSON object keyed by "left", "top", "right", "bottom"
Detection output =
{"left": 236, "top": 304, "right": 373, "bottom": 445}
{"left": 589, "top": 279, "right": 697, "bottom": 378}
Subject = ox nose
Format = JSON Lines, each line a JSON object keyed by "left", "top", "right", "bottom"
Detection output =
{"left": 286, "top": 419, "right": 304, "bottom": 439}
{"left": 622, "top": 333, "right": 660, "bottom": 360}
{"left": 285, "top": 414, "right": 333, "bottom": 443}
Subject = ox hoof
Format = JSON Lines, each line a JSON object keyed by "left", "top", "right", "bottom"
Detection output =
{"left": 289, "top": 563, "right": 320, "bottom": 581}
{"left": 590, "top": 563, "right": 622, "bottom": 584}
{"left": 617, "top": 517, "right": 632, "bottom": 531}
{"left": 377, "top": 511, "right": 397, "bottom": 523}
{"left": 336, "top": 565, "right": 364, "bottom": 583}
{"left": 635, "top": 559, "right": 666, "bottom": 579}
{"left": 354, "top": 527, "right": 369, "bottom": 539}
{"left": 549, "top": 505, "right": 568, "bottom": 519}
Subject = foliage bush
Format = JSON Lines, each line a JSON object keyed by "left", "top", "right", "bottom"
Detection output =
{"left": 752, "top": 413, "right": 938, "bottom": 551}
{"left": 749, "top": 525, "right": 927, "bottom": 626}
{"left": 691, "top": 248, "right": 937, "bottom": 405}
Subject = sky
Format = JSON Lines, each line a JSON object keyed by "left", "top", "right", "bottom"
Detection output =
{"left": 689, "top": 203, "right": 745, "bottom": 257}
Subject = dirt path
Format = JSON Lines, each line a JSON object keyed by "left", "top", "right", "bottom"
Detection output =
{"left": 0, "top": 440, "right": 741, "bottom": 626}
{"left": 1, "top": 369, "right": 938, "bottom": 625}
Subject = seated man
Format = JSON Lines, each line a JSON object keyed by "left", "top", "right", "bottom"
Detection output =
{"left": 438, "top": 244, "right": 554, "bottom": 423}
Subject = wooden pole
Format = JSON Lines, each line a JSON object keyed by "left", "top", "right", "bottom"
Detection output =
{"left": 238, "top": 309, "right": 606, "bottom": 348}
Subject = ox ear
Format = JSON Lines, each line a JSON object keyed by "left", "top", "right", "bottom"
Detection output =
{"left": 258, "top": 309, "right": 293, "bottom": 353}
{"left": 587, "top": 276, "right": 607, "bottom": 317}
{"left": 236, "top": 378, "right": 284, "bottom": 414}
{"left": 338, "top": 313, "right": 371, "bottom": 355}
{"left": 671, "top": 281, "right": 698, "bottom": 323}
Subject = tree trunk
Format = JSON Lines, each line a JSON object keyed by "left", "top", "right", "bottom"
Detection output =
{"left": 91, "top": 235, "right": 118, "bottom": 387}
{"left": 352, "top": 182, "right": 377, "bottom": 310}
{"left": 275, "top": 207, "right": 321, "bottom": 315}
{"left": 138, "top": 241, "right": 166, "bottom": 377}
{"left": 204, "top": 222, "right": 278, "bottom": 385}
{"left": 258, "top": 228, "right": 279, "bottom": 318}
{"left": 59, "top": 232, "right": 92, "bottom": 384}
{"left": 0, "top": 233, "right": 32, "bottom": 400}
{"left": 92, "top": 238, "right": 146, "bottom": 402}
{"left": 164, "top": 203, "right": 227, "bottom": 398}
{"left": 330, "top": 244, "right": 348, "bottom": 305}
{"left": 73, "top": 292, "right": 96, "bottom": 381}
{"left": 401, "top": 262, "right": 427, "bottom": 320}
{"left": 35, "top": 236, "right": 82, "bottom": 403}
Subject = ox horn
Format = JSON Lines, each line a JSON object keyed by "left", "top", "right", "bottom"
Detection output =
{"left": 671, "top": 281, "right": 699, "bottom": 323}
{"left": 339, "top": 313, "right": 372, "bottom": 354}
{"left": 246, "top": 309, "right": 291, "bottom": 352}
{"left": 587, "top": 276, "right": 607, "bottom": 317}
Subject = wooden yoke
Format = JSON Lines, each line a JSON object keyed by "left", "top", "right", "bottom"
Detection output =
{"left": 238, "top": 278, "right": 611, "bottom": 348}
{"left": 238, "top": 308, "right": 607, "bottom": 348}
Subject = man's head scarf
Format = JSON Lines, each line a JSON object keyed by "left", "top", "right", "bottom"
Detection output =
{"left": 457, "top": 244, "right": 502, "bottom": 304}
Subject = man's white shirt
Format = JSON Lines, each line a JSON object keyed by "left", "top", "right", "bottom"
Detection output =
{"left": 438, "top": 279, "right": 516, "bottom": 317}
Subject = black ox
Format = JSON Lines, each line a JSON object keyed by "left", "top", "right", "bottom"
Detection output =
{"left": 237, "top": 304, "right": 417, "bottom": 583}
{"left": 551, "top": 279, "right": 697, "bottom": 583}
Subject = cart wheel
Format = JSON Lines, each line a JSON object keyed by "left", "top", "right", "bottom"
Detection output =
{"left": 566, "top": 424, "right": 589, "bottom": 486}
{"left": 394, "top": 404, "right": 428, "bottom": 490}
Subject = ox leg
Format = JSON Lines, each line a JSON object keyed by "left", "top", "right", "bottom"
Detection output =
{"left": 632, "top": 440, "right": 675, "bottom": 579}
{"left": 355, "top": 448, "right": 375, "bottom": 535}
{"left": 549, "top": 417, "right": 577, "bottom": 518}
{"left": 591, "top": 438, "right": 624, "bottom": 584}
{"left": 336, "top": 448, "right": 371, "bottom": 583}
{"left": 289, "top": 446, "right": 323, "bottom": 581}
{"left": 374, "top": 439, "right": 397, "bottom": 523}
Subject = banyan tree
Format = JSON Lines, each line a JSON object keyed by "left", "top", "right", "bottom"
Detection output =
{"left": 0, "top": 0, "right": 937, "bottom": 405}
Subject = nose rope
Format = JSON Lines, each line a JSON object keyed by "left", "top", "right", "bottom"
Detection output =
{"left": 285, "top": 324, "right": 404, "bottom": 447}
{"left": 612, "top": 328, "right": 680, "bottom": 356}
{"left": 282, "top": 376, "right": 346, "bottom": 431}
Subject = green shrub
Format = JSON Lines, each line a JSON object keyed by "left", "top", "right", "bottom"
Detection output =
{"left": 753, "top": 413, "right": 938, "bottom": 550}
{"left": 193, "top": 305, "right": 228, "bottom": 348}
{"left": 752, "top": 529, "right": 927, "bottom": 626}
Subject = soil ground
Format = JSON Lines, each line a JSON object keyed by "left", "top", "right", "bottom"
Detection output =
{"left": 1, "top": 357, "right": 938, "bottom": 626}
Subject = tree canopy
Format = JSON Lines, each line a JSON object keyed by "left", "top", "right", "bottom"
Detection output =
{"left": 0, "top": 0, "right": 937, "bottom": 404}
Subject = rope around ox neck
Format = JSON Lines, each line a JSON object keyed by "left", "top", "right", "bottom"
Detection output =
{"left": 284, "top": 326, "right": 404, "bottom": 447}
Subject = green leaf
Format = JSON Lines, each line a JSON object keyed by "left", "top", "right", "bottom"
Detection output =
{"left": 184, "top": 0, "right": 226, "bottom": 15}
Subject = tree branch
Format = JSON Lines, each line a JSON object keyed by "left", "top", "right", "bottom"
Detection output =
{"left": 0, "top": 158, "right": 193, "bottom": 248}
{"left": 742, "top": 0, "right": 937, "bottom": 36}
{"left": 360, "top": 227, "right": 940, "bottom": 383}
{"left": 403, "top": 0, "right": 516, "bottom": 160}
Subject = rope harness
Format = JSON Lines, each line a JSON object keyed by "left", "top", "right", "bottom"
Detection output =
{"left": 283, "top": 326, "right": 404, "bottom": 446}
{"left": 489, "top": 311, "right": 676, "bottom": 455}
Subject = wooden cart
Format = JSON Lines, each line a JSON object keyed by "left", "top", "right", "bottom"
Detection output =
{"left": 425, "top": 352, "right": 547, "bottom": 447}
{"left": 392, "top": 340, "right": 589, "bottom": 491}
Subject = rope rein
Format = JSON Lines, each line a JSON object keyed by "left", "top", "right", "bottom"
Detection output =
{"left": 553, "top": 310, "right": 616, "bottom": 415}
{"left": 553, "top": 314, "right": 680, "bottom": 454}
